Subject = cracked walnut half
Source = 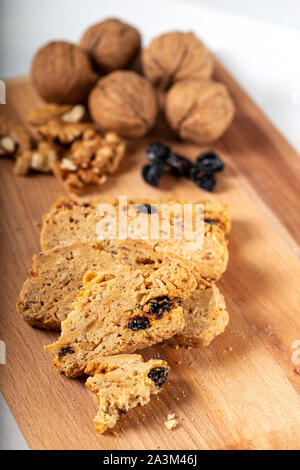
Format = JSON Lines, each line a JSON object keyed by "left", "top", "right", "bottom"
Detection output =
{"left": 52, "top": 129, "right": 125, "bottom": 193}
{"left": 28, "top": 103, "right": 91, "bottom": 144}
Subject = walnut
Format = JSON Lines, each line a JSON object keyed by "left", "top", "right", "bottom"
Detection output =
{"left": 52, "top": 129, "right": 125, "bottom": 193}
{"left": 28, "top": 104, "right": 91, "bottom": 144}
{"left": 88, "top": 71, "right": 158, "bottom": 138}
{"left": 14, "top": 141, "right": 60, "bottom": 176}
{"left": 80, "top": 18, "right": 141, "bottom": 73}
{"left": 0, "top": 115, "right": 31, "bottom": 158}
{"left": 164, "top": 79, "right": 235, "bottom": 144}
{"left": 142, "top": 31, "right": 213, "bottom": 90}
{"left": 31, "top": 41, "right": 97, "bottom": 104}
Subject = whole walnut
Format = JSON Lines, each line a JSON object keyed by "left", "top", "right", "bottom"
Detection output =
{"left": 142, "top": 31, "right": 213, "bottom": 90}
{"left": 88, "top": 71, "right": 158, "bottom": 138}
{"left": 31, "top": 41, "right": 97, "bottom": 104}
{"left": 80, "top": 18, "right": 141, "bottom": 72}
{"left": 165, "top": 79, "right": 235, "bottom": 144}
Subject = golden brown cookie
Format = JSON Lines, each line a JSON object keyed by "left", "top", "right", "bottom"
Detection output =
{"left": 44, "top": 258, "right": 196, "bottom": 377}
{"left": 170, "top": 284, "right": 229, "bottom": 347}
{"left": 40, "top": 197, "right": 230, "bottom": 282}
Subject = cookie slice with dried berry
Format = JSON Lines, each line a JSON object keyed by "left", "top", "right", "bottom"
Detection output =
{"left": 85, "top": 354, "right": 169, "bottom": 433}
{"left": 44, "top": 258, "right": 196, "bottom": 377}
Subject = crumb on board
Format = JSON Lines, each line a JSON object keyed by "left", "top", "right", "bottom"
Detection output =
{"left": 293, "top": 367, "right": 300, "bottom": 375}
{"left": 164, "top": 413, "right": 179, "bottom": 431}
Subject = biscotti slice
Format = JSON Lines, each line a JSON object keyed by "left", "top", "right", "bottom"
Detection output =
{"left": 85, "top": 354, "right": 169, "bottom": 433}
{"left": 17, "top": 239, "right": 163, "bottom": 330}
{"left": 17, "top": 238, "right": 209, "bottom": 331}
{"left": 45, "top": 259, "right": 196, "bottom": 377}
{"left": 40, "top": 197, "right": 229, "bottom": 282}
{"left": 170, "top": 284, "right": 229, "bottom": 347}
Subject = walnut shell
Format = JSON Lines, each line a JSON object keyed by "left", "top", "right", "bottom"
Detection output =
{"left": 31, "top": 41, "right": 97, "bottom": 104}
{"left": 80, "top": 18, "right": 141, "bottom": 72}
{"left": 88, "top": 71, "right": 158, "bottom": 138}
{"left": 165, "top": 79, "right": 235, "bottom": 144}
{"left": 142, "top": 31, "right": 213, "bottom": 90}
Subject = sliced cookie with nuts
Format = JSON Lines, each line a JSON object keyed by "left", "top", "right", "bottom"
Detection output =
{"left": 44, "top": 258, "right": 196, "bottom": 377}
{"left": 40, "top": 197, "right": 229, "bottom": 282}
{"left": 17, "top": 241, "right": 132, "bottom": 330}
{"left": 85, "top": 354, "right": 168, "bottom": 433}
{"left": 17, "top": 238, "right": 228, "bottom": 347}
{"left": 170, "top": 284, "right": 229, "bottom": 347}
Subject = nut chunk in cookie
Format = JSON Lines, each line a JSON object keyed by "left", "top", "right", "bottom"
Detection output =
{"left": 85, "top": 354, "right": 169, "bottom": 433}
{"left": 45, "top": 259, "right": 196, "bottom": 377}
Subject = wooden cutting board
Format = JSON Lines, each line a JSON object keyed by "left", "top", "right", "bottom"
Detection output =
{"left": 1, "top": 59, "right": 300, "bottom": 450}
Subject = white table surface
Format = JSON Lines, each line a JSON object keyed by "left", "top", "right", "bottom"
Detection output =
{"left": 0, "top": 0, "right": 300, "bottom": 450}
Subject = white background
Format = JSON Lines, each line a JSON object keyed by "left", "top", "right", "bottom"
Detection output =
{"left": 0, "top": 0, "right": 300, "bottom": 450}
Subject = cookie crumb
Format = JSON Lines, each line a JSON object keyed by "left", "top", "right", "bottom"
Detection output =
{"left": 293, "top": 367, "right": 300, "bottom": 375}
{"left": 164, "top": 414, "right": 179, "bottom": 431}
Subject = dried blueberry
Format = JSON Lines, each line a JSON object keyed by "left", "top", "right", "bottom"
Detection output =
{"left": 190, "top": 169, "right": 216, "bottom": 192}
{"left": 142, "top": 162, "right": 165, "bottom": 187}
{"left": 148, "top": 367, "right": 168, "bottom": 388}
{"left": 166, "top": 153, "right": 193, "bottom": 177}
{"left": 204, "top": 218, "right": 217, "bottom": 225}
{"left": 195, "top": 151, "right": 224, "bottom": 173}
{"left": 128, "top": 316, "right": 151, "bottom": 331}
{"left": 135, "top": 204, "right": 157, "bottom": 214}
{"left": 144, "top": 296, "right": 173, "bottom": 319}
{"left": 58, "top": 345, "right": 75, "bottom": 357}
{"left": 146, "top": 142, "right": 170, "bottom": 162}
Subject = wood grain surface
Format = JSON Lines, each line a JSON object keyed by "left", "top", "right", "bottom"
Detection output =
{"left": 0, "top": 59, "right": 300, "bottom": 450}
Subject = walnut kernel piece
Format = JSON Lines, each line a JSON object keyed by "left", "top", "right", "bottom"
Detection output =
{"left": 30, "top": 141, "right": 59, "bottom": 172}
{"left": 52, "top": 129, "right": 125, "bottom": 193}
{"left": 28, "top": 104, "right": 90, "bottom": 144}
{"left": 14, "top": 141, "right": 60, "bottom": 176}
{"left": 0, "top": 115, "right": 31, "bottom": 158}
{"left": 61, "top": 105, "right": 86, "bottom": 124}
{"left": 0, "top": 136, "right": 16, "bottom": 155}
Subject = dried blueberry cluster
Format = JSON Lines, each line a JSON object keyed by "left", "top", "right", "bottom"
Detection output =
{"left": 148, "top": 367, "right": 168, "bottom": 388}
{"left": 142, "top": 142, "right": 224, "bottom": 192}
{"left": 144, "top": 296, "right": 173, "bottom": 319}
{"left": 58, "top": 345, "right": 75, "bottom": 357}
{"left": 128, "top": 316, "right": 151, "bottom": 331}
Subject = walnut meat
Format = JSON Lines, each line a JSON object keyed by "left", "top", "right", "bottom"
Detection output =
{"left": 52, "top": 129, "right": 125, "bottom": 193}
{"left": 80, "top": 18, "right": 141, "bottom": 72}
{"left": 88, "top": 71, "right": 158, "bottom": 138}
{"left": 165, "top": 79, "right": 235, "bottom": 144}
{"left": 142, "top": 31, "right": 213, "bottom": 90}
{"left": 28, "top": 104, "right": 91, "bottom": 144}
{"left": 14, "top": 141, "right": 60, "bottom": 176}
{"left": 0, "top": 115, "right": 31, "bottom": 158}
{"left": 31, "top": 41, "right": 97, "bottom": 104}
